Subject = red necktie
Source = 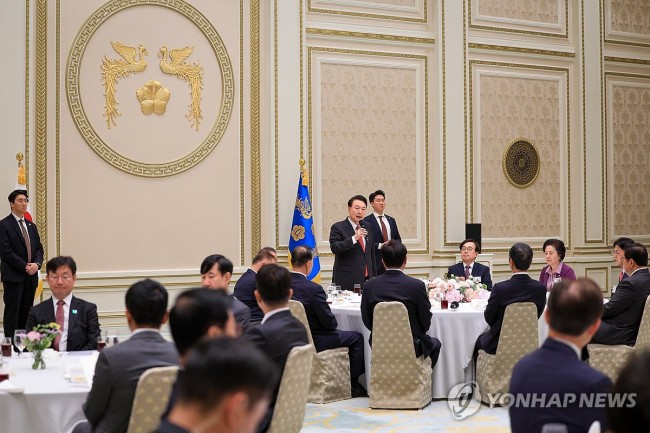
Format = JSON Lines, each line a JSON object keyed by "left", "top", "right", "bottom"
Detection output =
{"left": 53, "top": 300, "right": 65, "bottom": 351}
{"left": 619, "top": 271, "right": 624, "bottom": 282}
{"left": 465, "top": 265, "right": 471, "bottom": 279}
{"left": 378, "top": 216, "right": 389, "bottom": 243}
{"left": 356, "top": 225, "right": 368, "bottom": 278}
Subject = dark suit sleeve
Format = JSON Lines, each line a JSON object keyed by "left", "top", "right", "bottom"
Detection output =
{"left": 83, "top": 350, "right": 112, "bottom": 425}
{"left": 602, "top": 281, "right": 635, "bottom": 319}
{"left": 312, "top": 290, "right": 338, "bottom": 331}
{"left": 31, "top": 225, "right": 44, "bottom": 267}
{"left": 82, "top": 303, "right": 101, "bottom": 350}
{"left": 484, "top": 285, "right": 500, "bottom": 325}
{"left": 416, "top": 281, "right": 432, "bottom": 331}
{"left": 243, "top": 325, "right": 267, "bottom": 350}
{"left": 26, "top": 307, "right": 37, "bottom": 331}
{"left": 329, "top": 223, "right": 355, "bottom": 255}
{"left": 0, "top": 222, "right": 28, "bottom": 270}
{"left": 360, "top": 290, "right": 373, "bottom": 331}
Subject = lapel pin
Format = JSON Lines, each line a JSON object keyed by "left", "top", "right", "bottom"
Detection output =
{"left": 72, "top": 309, "right": 78, "bottom": 314}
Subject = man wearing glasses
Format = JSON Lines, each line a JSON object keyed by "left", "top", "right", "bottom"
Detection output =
{"left": 26, "top": 256, "right": 100, "bottom": 351}
{"left": 447, "top": 238, "right": 493, "bottom": 290}
{"left": 0, "top": 190, "right": 44, "bottom": 339}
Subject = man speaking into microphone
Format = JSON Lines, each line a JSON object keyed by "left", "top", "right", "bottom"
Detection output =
{"left": 329, "top": 195, "right": 377, "bottom": 291}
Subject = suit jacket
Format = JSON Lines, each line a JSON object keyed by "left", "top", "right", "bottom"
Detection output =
{"left": 83, "top": 330, "right": 179, "bottom": 433}
{"left": 329, "top": 218, "right": 377, "bottom": 291}
{"left": 361, "top": 269, "right": 434, "bottom": 358}
{"left": 594, "top": 267, "right": 650, "bottom": 346}
{"left": 478, "top": 274, "right": 547, "bottom": 355}
{"left": 447, "top": 261, "right": 493, "bottom": 289}
{"left": 0, "top": 213, "right": 44, "bottom": 284}
{"left": 245, "top": 309, "right": 309, "bottom": 433}
{"left": 509, "top": 338, "right": 612, "bottom": 433}
{"left": 26, "top": 296, "right": 101, "bottom": 351}
{"left": 290, "top": 272, "right": 339, "bottom": 351}
{"left": 233, "top": 268, "right": 263, "bottom": 321}
{"left": 363, "top": 213, "right": 401, "bottom": 275}
{"left": 231, "top": 294, "right": 251, "bottom": 331}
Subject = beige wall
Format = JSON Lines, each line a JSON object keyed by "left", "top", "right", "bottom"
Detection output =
{"left": 2, "top": 0, "right": 650, "bottom": 330}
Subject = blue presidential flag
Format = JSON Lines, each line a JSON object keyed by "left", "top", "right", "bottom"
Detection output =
{"left": 288, "top": 161, "right": 321, "bottom": 282}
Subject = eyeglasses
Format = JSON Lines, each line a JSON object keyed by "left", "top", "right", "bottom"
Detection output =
{"left": 48, "top": 274, "right": 72, "bottom": 282}
{"left": 461, "top": 247, "right": 475, "bottom": 252}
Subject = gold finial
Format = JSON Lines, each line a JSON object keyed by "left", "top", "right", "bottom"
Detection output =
{"left": 16, "top": 153, "right": 26, "bottom": 185}
{"left": 299, "top": 159, "right": 308, "bottom": 186}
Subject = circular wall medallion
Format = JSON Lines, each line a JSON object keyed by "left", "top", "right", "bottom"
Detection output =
{"left": 66, "top": 0, "right": 234, "bottom": 177}
{"left": 502, "top": 138, "right": 540, "bottom": 188}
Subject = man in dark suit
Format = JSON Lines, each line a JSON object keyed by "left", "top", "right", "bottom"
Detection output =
{"left": 0, "top": 189, "right": 44, "bottom": 338}
{"left": 245, "top": 264, "right": 309, "bottom": 433}
{"left": 73, "top": 279, "right": 179, "bottom": 433}
{"left": 509, "top": 278, "right": 612, "bottom": 433}
{"left": 591, "top": 243, "right": 650, "bottom": 346}
{"left": 154, "top": 338, "right": 277, "bottom": 433}
{"left": 233, "top": 247, "right": 277, "bottom": 322}
{"left": 200, "top": 254, "right": 251, "bottom": 332}
{"left": 475, "top": 243, "right": 546, "bottom": 356}
{"left": 329, "top": 195, "right": 376, "bottom": 291}
{"left": 289, "top": 245, "right": 366, "bottom": 397}
{"left": 361, "top": 240, "right": 441, "bottom": 367}
{"left": 363, "top": 190, "right": 401, "bottom": 275}
{"left": 447, "top": 238, "right": 493, "bottom": 289}
{"left": 26, "top": 256, "right": 100, "bottom": 351}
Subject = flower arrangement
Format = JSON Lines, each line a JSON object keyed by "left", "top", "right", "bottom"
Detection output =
{"left": 25, "top": 322, "right": 61, "bottom": 369}
{"left": 426, "top": 275, "right": 490, "bottom": 303}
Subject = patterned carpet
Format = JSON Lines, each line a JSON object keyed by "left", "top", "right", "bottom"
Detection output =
{"left": 302, "top": 398, "right": 511, "bottom": 433}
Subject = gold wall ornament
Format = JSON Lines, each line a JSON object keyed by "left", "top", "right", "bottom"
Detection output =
{"left": 66, "top": 0, "right": 234, "bottom": 177}
{"left": 101, "top": 41, "right": 148, "bottom": 128}
{"left": 159, "top": 46, "right": 204, "bottom": 130}
{"left": 136, "top": 80, "right": 170, "bottom": 115}
{"left": 502, "top": 138, "right": 541, "bottom": 188}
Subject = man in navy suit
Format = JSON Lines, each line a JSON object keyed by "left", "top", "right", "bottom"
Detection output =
{"left": 289, "top": 245, "right": 366, "bottom": 397}
{"left": 591, "top": 242, "right": 650, "bottom": 346}
{"left": 509, "top": 278, "right": 612, "bottom": 433}
{"left": 26, "top": 256, "right": 100, "bottom": 351}
{"left": 475, "top": 243, "right": 546, "bottom": 356}
{"left": 233, "top": 247, "right": 277, "bottom": 322}
{"left": 363, "top": 190, "right": 401, "bottom": 275}
{"left": 200, "top": 254, "right": 251, "bottom": 332}
{"left": 0, "top": 190, "right": 44, "bottom": 338}
{"left": 612, "top": 237, "right": 635, "bottom": 283}
{"left": 329, "top": 195, "right": 377, "bottom": 291}
{"left": 245, "top": 264, "right": 308, "bottom": 433}
{"left": 361, "top": 240, "right": 441, "bottom": 367}
{"left": 447, "top": 238, "right": 493, "bottom": 289}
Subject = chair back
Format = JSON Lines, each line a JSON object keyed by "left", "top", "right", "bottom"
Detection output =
{"left": 369, "top": 301, "right": 432, "bottom": 409}
{"left": 126, "top": 366, "right": 179, "bottom": 433}
{"left": 267, "top": 344, "right": 314, "bottom": 433}
{"left": 634, "top": 296, "right": 650, "bottom": 350}
{"left": 495, "top": 302, "right": 539, "bottom": 362}
{"left": 288, "top": 300, "right": 315, "bottom": 346}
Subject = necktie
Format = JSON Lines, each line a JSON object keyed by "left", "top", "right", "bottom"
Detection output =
{"left": 378, "top": 215, "right": 389, "bottom": 243}
{"left": 356, "top": 225, "right": 368, "bottom": 278}
{"left": 54, "top": 300, "right": 65, "bottom": 351}
{"left": 619, "top": 271, "right": 624, "bottom": 282}
{"left": 19, "top": 219, "right": 32, "bottom": 263}
{"left": 465, "top": 265, "right": 471, "bottom": 279}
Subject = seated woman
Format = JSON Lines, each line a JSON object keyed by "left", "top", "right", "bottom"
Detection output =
{"left": 539, "top": 238, "right": 576, "bottom": 290}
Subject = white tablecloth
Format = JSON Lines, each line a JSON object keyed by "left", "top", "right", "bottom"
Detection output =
{"left": 0, "top": 351, "right": 96, "bottom": 433}
{"left": 331, "top": 301, "right": 549, "bottom": 399}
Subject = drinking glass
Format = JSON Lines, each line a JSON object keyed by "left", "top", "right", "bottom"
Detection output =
{"left": 433, "top": 292, "right": 443, "bottom": 310}
{"left": 353, "top": 284, "right": 361, "bottom": 295}
{"left": 105, "top": 330, "right": 119, "bottom": 348}
{"left": 1, "top": 336, "right": 12, "bottom": 358}
{"left": 14, "top": 329, "right": 27, "bottom": 357}
{"left": 97, "top": 336, "right": 106, "bottom": 351}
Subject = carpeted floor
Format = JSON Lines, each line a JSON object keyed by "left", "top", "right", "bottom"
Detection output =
{"left": 302, "top": 398, "right": 511, "bottom": 432}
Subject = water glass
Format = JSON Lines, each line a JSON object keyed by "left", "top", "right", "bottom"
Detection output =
{"left": 14, "top": 329, "right": 27, "bottom": 356}
{"left": 353, "top": 284, "right": 361, "bottom": 295}
{"left": 1, "top": 337, "right": 12, "bottom": 358}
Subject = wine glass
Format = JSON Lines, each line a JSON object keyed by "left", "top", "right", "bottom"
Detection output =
{"left": 433, "top": 292, "right": 443, "bottom": 310}
{"left": 14, "top": 329, "right": 27, "bottom": 357}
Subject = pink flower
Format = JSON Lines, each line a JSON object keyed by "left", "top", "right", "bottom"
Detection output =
{"left": 445, "top": 281, "right": 456, "bottom": 292}
{"left": 430, "top": 287, "right": 445, "bottom": 299}
{"left": 445, "top": 289, "right": 463, "bottom": 303}
{"left": 27, "top": 331, "right": 42, "bottom": 341}
{"left": 464, "top": 288, "right": 477, "bottom": 301}
{"left": 478, "top": 289, "right": 491, "bottom": 300}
